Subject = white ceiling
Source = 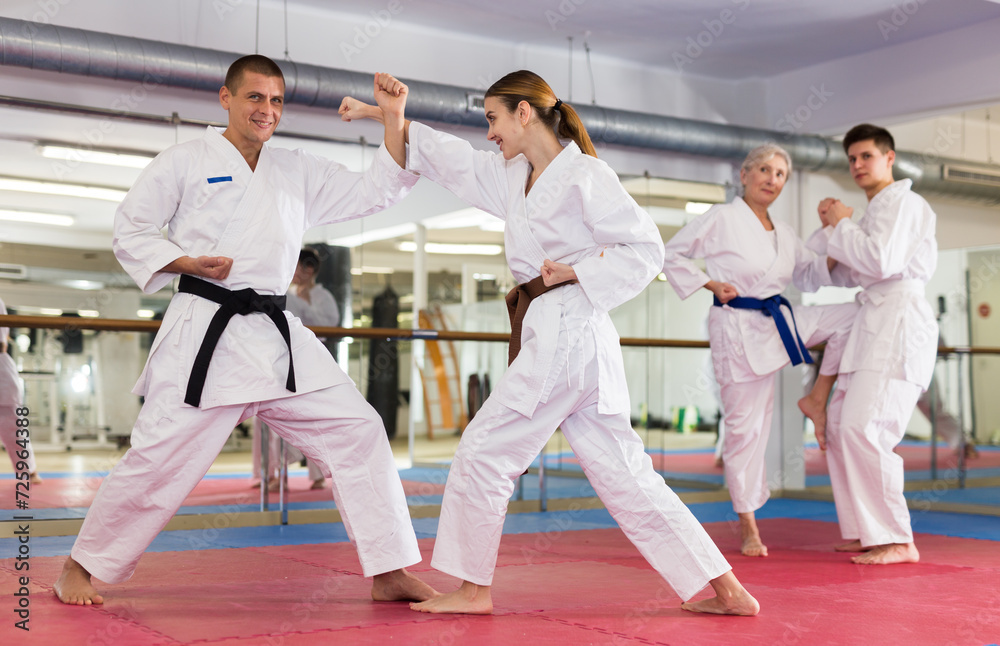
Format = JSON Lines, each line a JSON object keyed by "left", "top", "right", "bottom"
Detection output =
{"left": 308, "top": 0, "right": 1000, "bottom": 80}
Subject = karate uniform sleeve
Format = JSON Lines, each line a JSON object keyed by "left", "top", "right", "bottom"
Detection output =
{"left": 407, "top": 121, "right": 509, "bottom": 219}
{"left": 827, "top": 195, "right": 918, "bottom": 281}
{"left": 791, "top": 232, "right": 833, "bottom": 293}
{"left": 803, "top": 225, "right": 857, "bottom": 288}
{"left": 573, "top": 196, "right": 664, "bottom": 312}
{"left": 112, "top": 151, "right": 189, "bottom": 294}
{"left": 302, "top": 143, "right": 419, "bottom": 228}
{"left": 660, "top": 209, "right": 717, "bottom": 300}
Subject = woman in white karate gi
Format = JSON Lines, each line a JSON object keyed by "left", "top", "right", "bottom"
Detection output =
{"left": 341, "top": 70, "right": 758, "bottom": 616}
{"left": 662, "top": 144, "right": 858, "bottom": 558}
{"left": 1, "top": 298, "right": 41, "bottom": 483}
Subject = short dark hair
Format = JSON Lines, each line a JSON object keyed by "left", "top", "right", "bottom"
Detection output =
{"left": 842, "top": 124, "right": 895, "bottom": 154}
{"left": 298, "top": 247, "right": 321, "bottom": 272}
{"left": 224, "top": 54, "right": 284, "bottom": 93}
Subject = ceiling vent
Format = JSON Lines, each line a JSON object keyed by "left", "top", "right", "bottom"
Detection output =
{"left": 466, "top": 93, "right": 486, "bottom": 112}
{"left": 0, "top": 263, "right": 28, "bottom": 279}
{"left": 943, "top": 164, "right": 1000, "bottom": 187}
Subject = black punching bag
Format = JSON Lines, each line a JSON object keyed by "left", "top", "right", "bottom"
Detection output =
{"left": 367, "top": 286, "right": 400, "bottom": 438}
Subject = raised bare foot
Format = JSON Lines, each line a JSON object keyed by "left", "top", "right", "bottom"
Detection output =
{"left": 54, "top": 558, "right": 103, "bottom": 605}
{"left": 410, "top": 580, "right": 492, "bottom": 614}
{"left": 29, "top": 471, "right": 43, "bottom": 484}
{"left": 371, "top": 568, "right": 438, "bottom": 602}
{"left": 851, "top": 543, "right": 919, "bottom": 565}
{"left": 834, "top": 540, "right": 870, "bottom": 553}
{"left": 310, "top": 478, "right": 326, "bottom": 490}
{"left": 741, "top": 537, "right": 768, "bottom": 558}
{"left": 798, "top": 395, "right": 827, "bottom": 450}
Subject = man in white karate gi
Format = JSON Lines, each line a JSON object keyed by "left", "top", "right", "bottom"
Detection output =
{"left": 55, "top": 55, "right": 436, "bottom": 604}
{"left": 811, "top": 124, "right": 938, "bottom": 565}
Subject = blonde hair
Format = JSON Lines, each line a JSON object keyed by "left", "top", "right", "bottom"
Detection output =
{"left": 740, "top": 143, "right": 792, "bottom": 177}
{"left": 485, "top": 70, "right": 597, "bottom": 158}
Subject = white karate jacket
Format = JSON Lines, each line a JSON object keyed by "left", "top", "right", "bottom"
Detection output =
{"left": 113, "top": 127, "right": 417, "bottom": 408}
{"left": 662, "top": 198, "right": 832, "bottom": 383}
{"left": 408, "top": 122, "right": 663, "bottom": 418}
{"left": 804, "top": 179, "right": 938, "bottom": 388}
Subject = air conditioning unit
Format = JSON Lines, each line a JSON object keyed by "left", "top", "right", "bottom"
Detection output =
{"left": 0, "top": 263, "right": 28, "bottom": 279}
{"left": 943, "top": 164, "right": 1000, "bottom": 187}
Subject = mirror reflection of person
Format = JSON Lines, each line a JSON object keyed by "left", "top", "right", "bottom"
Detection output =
{"left": 662, "top": 144, "right": 858, "bottom": 559}
{"left": 53, "top": 55, "right": 435, "bottom": 606}
{"left": 1, "top": 298, "right": 41, "bottom": 484}
{"left": 252, "top": 248, "right": 339, "bottom": 490}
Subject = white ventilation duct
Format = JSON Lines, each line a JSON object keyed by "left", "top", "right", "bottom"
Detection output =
{"left": 1, "top": 17, "right": 998, "bottom": 203}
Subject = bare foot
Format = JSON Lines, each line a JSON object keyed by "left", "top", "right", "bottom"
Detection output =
{"left": 680, "top": 571, "right": 759, "bottom": 616}
{"left": 54, "top": 558, "right": 104, "bottom": 605}
{"left": 410, "top": 580, "right": 492, "bottom": 614}
{"left": 310, "top": 477, "right": 326, "bottom": 490}
{"left": 851, "top": 543, "right": 919, "bottom": 565}
{"left": 741, "top": 537, "right": 768, "bottom": 558}
{"left": 834, "top": 540, "right": 871, "bottom": 553}
{"left": 714, "top": 456, "right": 724, "bottom": 468}
{"left": 266, "top": 476, "right": 283, "bottom": 492}
{"left": 963, "top": 443, "right": 979, "bottom": 460}
{"left": 371, "top": 568, "right": 438, "bottom": 602}
{"left": 738, "top": 513, "right": 767, "bottom": 557}
{"left": 798, "top": 395, "right": 827, "bottom": 450}
{"left": 29, "top": 471, "right": 43, "bottom": 484}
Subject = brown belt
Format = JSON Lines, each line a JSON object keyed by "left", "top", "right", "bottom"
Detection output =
{"left": 504, "top": 275, "right": 577, "bottom": 365}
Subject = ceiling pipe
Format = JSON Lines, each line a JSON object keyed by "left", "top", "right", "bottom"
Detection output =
{"left": 2, "top": 17, "right": 998, "bottom": 202}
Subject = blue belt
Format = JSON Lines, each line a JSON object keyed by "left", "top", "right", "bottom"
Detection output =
{"left": 713, "top": 294, "right": 814, "bottom": 366}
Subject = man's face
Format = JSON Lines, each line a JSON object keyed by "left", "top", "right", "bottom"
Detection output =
{"left": 219, "top": 71, "right": 284, "bottom": 148}
{"left": 846, "top": 139, "right": 894, "bottom": 192}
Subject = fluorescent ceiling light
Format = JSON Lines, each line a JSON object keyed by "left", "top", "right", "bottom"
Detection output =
{"left": 39, "top": 307, "right": 64, "bottom": 316}
{"left": 39, "top": 145, "right": 154, "bottom": 169}
{"left": 685, "top": 201, "right": 714, "bottom": 215}
{"left": 0, "top": 176, "right": 128, "bottom": 202}
{"left": 136, "top": 309, "right": 156, "bottom": 319}
{"left": 0, "top": 208, "right": 75, "bottom": 227}
{"left": 398, "top": 241, "right": 503, "bottom": 255}
{"left": 350, "top": 266, "right": 395, "bottom": 275}
{"left": 78, "top": 310, "right": 100, "bottom": 318}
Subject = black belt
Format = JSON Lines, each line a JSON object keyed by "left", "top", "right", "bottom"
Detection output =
{"left": 178, "top": 275, "right": 295, "bottom": 407}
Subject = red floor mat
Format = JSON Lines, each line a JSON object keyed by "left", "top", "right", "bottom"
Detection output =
{"left": 3, "top": 519, "right": 999, "bottom": 645}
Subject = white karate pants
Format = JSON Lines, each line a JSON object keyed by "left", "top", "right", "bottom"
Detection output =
{"left": 72, "top": 381, "right": 420, "bottom": 583}
{"left": 718, "top": 303, "right": 856, "bottom": 514}
{"left": 431, "top": 332, "right": 731, "bottom": 602}
{"left": 251, "top": 417, "right": 325, "bottom": 482}
{"left": 826, "top": 369, "right": 920, "bottom": 546}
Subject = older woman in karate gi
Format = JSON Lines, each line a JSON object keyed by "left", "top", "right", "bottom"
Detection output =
{"left": 1, "top": 298, "right": 41, "bottom": 483}
{"left": 341, "top": 70, "right": 758, "bottom": 617}
{"left": 662, "top": 144, "right": 858, "bottom": 558}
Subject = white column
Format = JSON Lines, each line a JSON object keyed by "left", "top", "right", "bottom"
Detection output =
{"left": 408, "top": 223, "right": 428, "bottom": 465}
